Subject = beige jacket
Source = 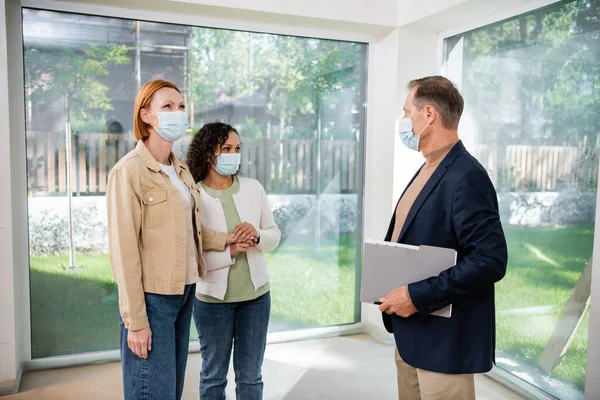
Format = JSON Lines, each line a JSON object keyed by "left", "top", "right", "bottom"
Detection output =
{"left": 107, "top": 141, "right": 227, "bottom": 331}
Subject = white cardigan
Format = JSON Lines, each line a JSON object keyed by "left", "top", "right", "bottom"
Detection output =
{"left": 196, "top": 177, "right": 281, "bottom": 300}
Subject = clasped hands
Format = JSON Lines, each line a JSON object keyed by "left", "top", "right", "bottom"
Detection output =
{"left": 226, "top": 222, "right": 260, "bottom": 257}
{"left": 126, "top": 222, "right": 260, "bottom": 360}
{"left": 378, "top": 286, "right": 417, "bottom": 318}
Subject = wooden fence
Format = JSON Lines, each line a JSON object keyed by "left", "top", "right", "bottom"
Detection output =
{"left": 26, "top": 131, "right": 600, "bottom": 196}
{"left": 471, "top": 145, "right": 599, "bottom": 192}
{"left": 26, "top": 131, "right": 361, "bottom": 195}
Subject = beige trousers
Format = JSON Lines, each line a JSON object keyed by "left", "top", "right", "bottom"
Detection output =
{"left": 395, "top": 348, "right": 476, "bottom": 400}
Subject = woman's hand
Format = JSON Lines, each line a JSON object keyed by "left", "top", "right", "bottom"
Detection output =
{"left": 232, "top": 222, "right": 259, "bottom": 244}
{"left": 128, "top": 327, "right": 152, "bottom": 359}
{"left": 226, "top": 233, "right": 238, "bottom": 246}
{"left": 230, "top": 241, "right": 251, "bottom": 257}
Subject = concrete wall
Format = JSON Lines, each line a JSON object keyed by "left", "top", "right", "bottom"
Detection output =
{"left": 27, "top": 191, "right": 597, "bottom": 256}
{"left": 26, "top": 194, "right": 360, "bottom": 255}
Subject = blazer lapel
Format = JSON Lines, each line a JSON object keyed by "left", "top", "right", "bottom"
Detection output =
{"left": 397, "top": 141, "right": 465, "bottom": 242}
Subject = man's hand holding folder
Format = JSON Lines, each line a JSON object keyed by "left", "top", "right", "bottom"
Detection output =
{"left": 360, "top": 240, "right": 457, "bottom": 318}
{"left": 378, "top": 286, "right": 417, "bottom": 317}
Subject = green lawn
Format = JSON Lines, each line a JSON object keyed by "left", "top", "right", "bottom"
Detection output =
{"left": 30, "top": 226, "right": 592, "bottom": 392}
{"left": 497, "top": 225, "right": 593, "bottom": 391}
{"left": 29, "top": 234, "right": 359, "bottom": 357}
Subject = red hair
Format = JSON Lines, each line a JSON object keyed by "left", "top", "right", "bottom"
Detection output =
{"left": 133, "top": 79, "right": 181, "bottom": 141}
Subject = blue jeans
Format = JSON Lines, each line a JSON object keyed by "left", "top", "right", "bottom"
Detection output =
{"left": 119, "top": 284, "right": 196, "bottom": 400}
{"left": 193, "top": 291, "right": 271, "bottom": 400}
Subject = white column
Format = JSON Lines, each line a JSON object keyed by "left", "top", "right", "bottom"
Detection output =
{"left": 361, "top": 27, "right": 439, "bottom": 343}
{"left": 360, "top": 28, "right": 400, "bottom": 343}
{"left": 0, "top": 0, "right": 29, "bottom": 394}
{"left": 0, "top": 0, "right": 18, "bottom": 391}
{"left": 392, "top": 28, "right": 438, "bottom": 202}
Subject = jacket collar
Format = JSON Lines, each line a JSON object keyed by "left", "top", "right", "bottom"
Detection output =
{"left": 436, "top": 139, "right": 464, "bottom": 171}
{"left": 396, "top": 140, "right": 465, "bottom": 242}
{"left": 135, "top": 140, "right": 187, "bottom": 174}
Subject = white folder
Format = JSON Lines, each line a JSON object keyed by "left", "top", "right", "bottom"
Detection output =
{"left": 360, "top": 239, "right": 457, "bottom": 318}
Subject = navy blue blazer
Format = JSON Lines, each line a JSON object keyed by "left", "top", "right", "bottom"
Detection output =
{"left": 382, "top": 141, "right": 508, "bottom": 374}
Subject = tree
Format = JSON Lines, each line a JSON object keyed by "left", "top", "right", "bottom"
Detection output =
{"left": 25, "top": 45, "right": 131, "bottom": 127}
{"left": 189, "top": 29, "right": 364, "bottom": 140}
{"left": 544, "top": 0, "right": 600, "bottom": 146}
{"left": 25, "top": 44, "right": 131, "bottom": 268}
{"left": 460, "top": 0, "right": 599, "bottom": 147}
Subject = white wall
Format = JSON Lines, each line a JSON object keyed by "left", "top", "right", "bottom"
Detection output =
{"left": 398, "top": 0, "right": 563, "bottom": 32}
{"left": 32, "top": 0, "right": 398, "bottom": 38}
{"left": 170, "top": 0, "right": 399, "bottom": 28}
{"left": 360, "top": 26, "right": 441, "bottom": 342}
{"left": 0, "top": 0, "right": 27, "bottom": 394}
{"left": 7, "top": 0, "right": 28, "bottom": 370}
{"left": 392, "top": 28, "right": 439, "bottom": 201}
{"left": 360, "top": 28, "right": 401, "bottom": 342}
{"left": 0, "top": 0, "right": 16, "bottom": 391}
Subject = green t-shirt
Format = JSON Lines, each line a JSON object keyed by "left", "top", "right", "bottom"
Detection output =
{"left": 196, "top": 177, "right": 270, "bottom": 303}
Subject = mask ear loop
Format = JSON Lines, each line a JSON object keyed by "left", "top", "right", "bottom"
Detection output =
{"left": 417, "top": 123, "right": 430, "bottom": 137}
{"left": 411, "top": 107, "right": 426, "bottom": 121}
{"left": 413, "top": 107, "right": 430, "bottom": 137}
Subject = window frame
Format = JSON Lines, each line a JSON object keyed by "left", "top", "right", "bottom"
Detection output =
{"left": 16, "top": 0, "right": 372, "bottom": 369}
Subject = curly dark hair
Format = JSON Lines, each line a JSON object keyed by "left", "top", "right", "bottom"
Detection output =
{"left": 187, "top": 122, "right": 239, "bottom": 182}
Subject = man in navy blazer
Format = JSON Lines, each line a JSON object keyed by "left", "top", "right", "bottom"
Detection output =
{"left": 378, "top": 76, "right": 508, "bottom": 400}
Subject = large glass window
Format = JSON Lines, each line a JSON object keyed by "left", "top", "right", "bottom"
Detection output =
{"left": 443, "top": 1, "right": 599, "bottom": 398}
{"left": 24, "top": 9, "right": 366, "bottom": 357}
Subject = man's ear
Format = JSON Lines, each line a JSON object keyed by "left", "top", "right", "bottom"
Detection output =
{"left": 425, "top": 104, "right": 437, "bottom": 124}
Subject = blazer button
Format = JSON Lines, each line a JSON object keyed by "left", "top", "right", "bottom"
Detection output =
{"left": 148, "top": 197, "right": 154, "bottom": 202}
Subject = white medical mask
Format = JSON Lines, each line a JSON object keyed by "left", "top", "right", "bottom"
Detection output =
{"left": 396, "top": 108, "right": 429, "bottom": 152}
{"left": 213, "top": 153, "right": 241, "bottom": 176}
{"left": 148, "top": 110, "right": 189, "bottom": 142}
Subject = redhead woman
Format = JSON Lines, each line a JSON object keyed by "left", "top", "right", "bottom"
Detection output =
{"left": 106, "top": 80, "right": 233, "bottom": 400}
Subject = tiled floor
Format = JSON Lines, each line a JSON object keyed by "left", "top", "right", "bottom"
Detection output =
{"left": 5, "top": 335, "right": 524, "bottom": 399}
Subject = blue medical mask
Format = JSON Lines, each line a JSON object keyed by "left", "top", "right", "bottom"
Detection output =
{"left": 214, "top": 153, "right": 241, "bottom": 176}
{"left": 396, "top": 108, "right": 429, "bottom": 152}
{"left": 149, "top": 110, "right": 189, "bottom": 142}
